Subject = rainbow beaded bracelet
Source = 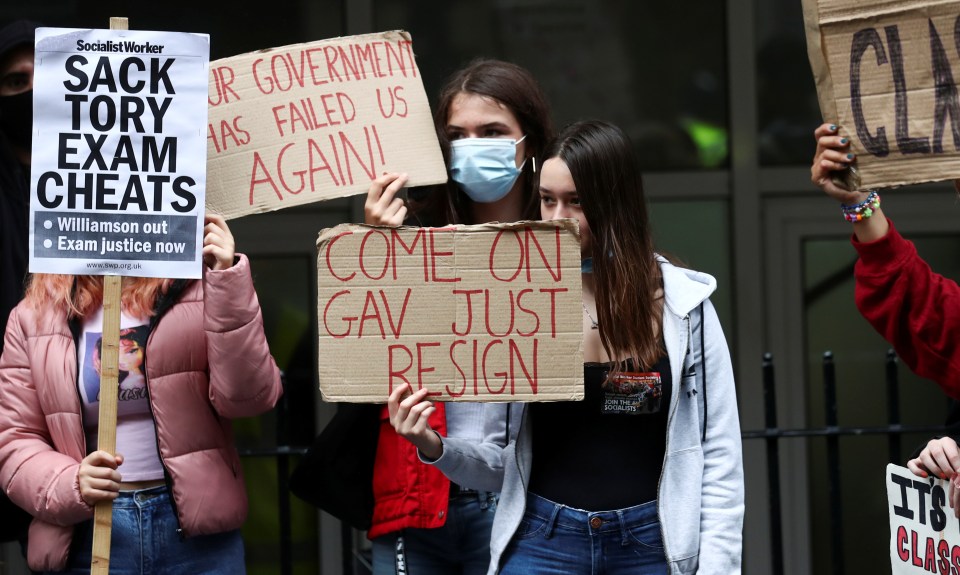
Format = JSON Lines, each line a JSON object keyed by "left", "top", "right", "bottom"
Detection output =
{"left": 840, "top": 190, "right": 880, "bottom": 223}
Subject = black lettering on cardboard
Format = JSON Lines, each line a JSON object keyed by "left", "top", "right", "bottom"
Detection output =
{"left": 930, "top": 17, "right": 960, "bottom": 153}
{"left": 850, "top": 28, "right": 890, "bottom": 156}
{"left": 885, "top": 25, "right": 931, "bottom": 154}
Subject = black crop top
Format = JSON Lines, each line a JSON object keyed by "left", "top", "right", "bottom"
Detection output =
{"left": 527, "top": 356, "right": 671, "bottom": 511}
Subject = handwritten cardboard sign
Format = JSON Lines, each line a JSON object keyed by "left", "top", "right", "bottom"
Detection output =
{"left": 29, "top": 28, "right": 209, "bottom": 278}
{"left": 802, "top": 0, "right": 960, "bottom": 190}
{"left": 205, "top": 31, "right": 447, "bottom": 220}
{"left": 886, "top": 463, "right": 960, "bottom": 573}
{"left": 316, "top": 220, "right": 584, "bottom": 402}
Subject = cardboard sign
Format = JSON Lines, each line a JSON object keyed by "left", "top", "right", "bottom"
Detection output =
{"left": 886, "top": 463, "right": 960, "bottom": 573}
{"left": 316, "top": 220, "right": 584, "bottom": 402}
{"left": 802, "top": 1, "right": 960, "bottom": 190}
{"left": 29, "top": 28, "right": 209, "bottom": 279}
{"left": 205, "top": 31, "right": 447, "bottom": 220}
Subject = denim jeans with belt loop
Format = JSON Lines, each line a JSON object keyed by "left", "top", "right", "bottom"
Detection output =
{"left": 371, "top": 488, "right": 498, "bottom": 575}
{"left": 48, "top": 485, "right": 245, "bottom": 575}
{"left": 499, "top": 492, "right": 668, "bottom": 575}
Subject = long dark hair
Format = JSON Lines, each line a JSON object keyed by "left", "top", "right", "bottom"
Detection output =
{"left": 545, "top": 120, "right": 663, "bottom": 369}
{"left": 412, "top": 58, "right": 553, "bottom": 225}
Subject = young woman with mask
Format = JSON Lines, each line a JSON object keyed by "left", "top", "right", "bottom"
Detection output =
{"left": 388, "top": 120, "right": 744, "bottom": 574}
{"left": 0, "top": 214, "right": 283, "bottom": 573}
{"left": 362, "top": 59, "right": 552, "bottom": 575}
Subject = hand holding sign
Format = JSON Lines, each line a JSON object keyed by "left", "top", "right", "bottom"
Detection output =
{"left": 202, "top": 213, "right": 235, "bottom": 270}
{"left": 811, "top": 122, "right": 892, "bottom": 243}
{"left": 78, "top": 450, "right": 124, "bottom": 506}
{"left": 811, "top": 123, "right": 864, "bottom": 202}
{"left": 364, "top": 172, "right": 409, "bottom": 226}
{"left": 909, "top": 437, "right": 960, "bottom": 480}
{"left": 388, "top": 382, "right": 441, "bottom": 460}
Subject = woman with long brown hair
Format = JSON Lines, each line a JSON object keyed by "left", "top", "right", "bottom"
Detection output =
{"left": 360, "top": 58, "right": 553, "bottom": 575}
{"left": 389, "top": 120, "right": 744, "bottom": 574}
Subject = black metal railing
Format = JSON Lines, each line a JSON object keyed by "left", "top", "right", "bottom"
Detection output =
{"left": 245, "top": 351, "right": 957, "bottom": 575}
{"left": 742, "top": 351, "right": 956, "bottom": 575}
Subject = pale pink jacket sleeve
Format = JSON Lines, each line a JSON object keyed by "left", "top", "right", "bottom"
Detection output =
{"left": 0, "top": 307, "right": 93, "bottom": 526}
{"left": 203, "top": 254, "right": 283, "bottom": 418}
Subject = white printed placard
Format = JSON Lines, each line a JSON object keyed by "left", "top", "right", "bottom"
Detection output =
{"left": 29, "top": 28, "right": 209, "bottom": 278}
{"left": 887, "top": 463, "right": 960, "bottom": 573}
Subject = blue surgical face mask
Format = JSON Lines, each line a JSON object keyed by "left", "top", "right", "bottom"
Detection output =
{"left": 449, "top": 136, "right": 527, "bottom": 203}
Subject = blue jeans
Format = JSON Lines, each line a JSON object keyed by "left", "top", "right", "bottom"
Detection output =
{"left": 371, "top": 491, "right": 497, "bottom": 575}
{"left": 49, "top": 486, "right": 245, "bottom": 574}
{"left": 499, "top": 492, "right": 668, "bottom": 575}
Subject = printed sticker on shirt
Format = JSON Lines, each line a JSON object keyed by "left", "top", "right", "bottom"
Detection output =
{"left": 601, "top": 372, "right": 662, "bottom": 415}
{"left": 81, "top": 325, "right": 150, "bottom": 405}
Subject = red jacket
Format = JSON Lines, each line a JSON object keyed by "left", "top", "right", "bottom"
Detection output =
{"left": 368, "top": 402, "right": 450, "bottom": 539}
{"left": 0, "top": 256, "right": 282, "bottom": 571}
{"left": 853, "top": 219, "right": 960, "bottom": 398}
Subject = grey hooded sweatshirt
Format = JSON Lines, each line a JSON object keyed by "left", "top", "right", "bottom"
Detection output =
{"left": 425, "top": 258, "right": 744, "bottom": 574}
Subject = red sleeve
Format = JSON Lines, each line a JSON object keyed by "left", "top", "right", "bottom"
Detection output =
{"left": 853, "top": 219, "right": 960, "bottom": 398}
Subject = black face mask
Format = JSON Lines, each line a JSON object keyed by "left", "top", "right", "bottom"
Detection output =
{"left": 0, "top": 89, "right": 32, "bottom": 151}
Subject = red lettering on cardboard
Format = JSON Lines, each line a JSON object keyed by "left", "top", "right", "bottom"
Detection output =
{"left": 387, "top": 344, "right": 412, "bottom": 393}
{"left": 209, "top": 66, "right": 240, "bottom": 106}
{"left": 484, "top": 289, "right": 516, "bottom": 337}
{"left": 447, "top": 339, "right": 468, "bottom": 398}
{"left": 322, "top": 290, "right": 355, "bottom": 337}
{"left": 416, "top": 342, "right": 442, "bottom": 396}
{"left": 452, "top": 290, "right": 482, "bottom": 336}
{"left": 247, "top": 128, "right": 383, "bottom": 204}
{"left": 207, "top": 115, "right": 250, "bottom": 154}
{"left": 325, "top": 231, "right": 356, "bottom": 282}
{"left": 359, "top": 230, "right": 390, "bottom": 280}
{"left": 539, "top": 287, "right": 567, "bottom": 339}
{"left": 377, "top": 86, "right": 409, "bottom": 119}
{"left": 525, "top": 226, "right": 562, "bottom": 282}
{"left": 390, "top": 228, "right": 427, "bottom": 280}
{"left": 490, "top": 229, "right": 523, "bottom": 282}
{"left": 515, "top": 289, "right": 539, "bottom": 337}
{"left": 428, "top": 227, "right": 460, "bottom": 282}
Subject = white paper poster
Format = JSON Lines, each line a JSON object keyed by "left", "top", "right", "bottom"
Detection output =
{"left": 29, "top": 27, "right": 209, "bottom": 278}
{"left": 887, "top": 463, "right": 960, "bottom": 573}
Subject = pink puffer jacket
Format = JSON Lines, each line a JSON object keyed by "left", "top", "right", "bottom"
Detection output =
{"left": 0, "top": 255, "right": 282, "bottom": 571}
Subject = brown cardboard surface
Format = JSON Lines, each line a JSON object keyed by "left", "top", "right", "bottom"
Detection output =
{"left": 206, "top": 31, "right": 447, "bottom": 219}
{"left": 316, "top": 220, "right": 584, "bottom": 402}
{"left": 803, "top": 0, "right": 960, "bottom": 189}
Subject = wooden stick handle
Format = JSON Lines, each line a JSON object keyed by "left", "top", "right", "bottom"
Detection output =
{"left": 91, "top": 273, "right": 122, "bottom": 574}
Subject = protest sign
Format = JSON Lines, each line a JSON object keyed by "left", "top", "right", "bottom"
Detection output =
{"left": 29, "top": 26, "right": 209, "bottom": 279}
{"left": 802, "top": 0, "right": 960, "bottom": 190}
{"left": 316, "top": 220, "right": 583, "bottom": 402}
{"left": 886, "top": 463, "right": 960, "bottom": 573}
{"left": 205, "top": 31, "right": 447, "bottom": 220}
